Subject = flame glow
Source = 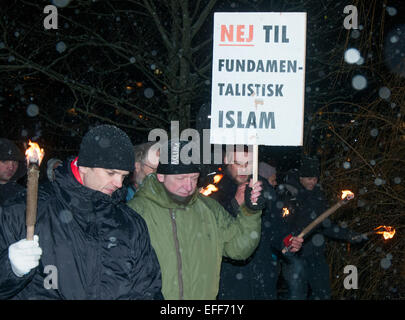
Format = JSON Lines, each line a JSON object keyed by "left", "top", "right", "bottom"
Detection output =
{"left": 200, "top": 174, "right": 223, "bottom": 196}
{"left": 341, "top": 190, "right": 354, "bottom": 200}
{"left": 200, "top": 184, "right": 218, "bottom": 196}
{"left": 374, "top": 225, "right": 396, "bottom": 240}
{"left": 213, "top": 174, "right": 223, "bottom": 184}
{"left": 282, "top": 207, "right": 290, "bottom": 218}
{"left": 25, "top": 140, "right": 45, "bottom": 165}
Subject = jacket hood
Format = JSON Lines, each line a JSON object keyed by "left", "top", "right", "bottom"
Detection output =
{"left": 134, "top": 173, "right": 199, "bottom": 209}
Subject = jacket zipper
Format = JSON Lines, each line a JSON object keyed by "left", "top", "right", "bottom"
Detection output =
{"left": 169, "top": 209, "right": 184, "bottom": 300}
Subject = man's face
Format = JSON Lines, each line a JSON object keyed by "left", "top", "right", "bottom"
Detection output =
{"left": 79, "top": 167, "right": 129, "bottom": 195}
{"left": 134, "top": 149, "right": 159, "bottom": 186}
{"left": 299, "top": 177, "right": 318, "bottom": 191}
{"left": 0, "top": 160, "right": 19, "bottom": 184}
{"left": 225, "top": 151, "right": 253, "bottom": 185}
{"left": 157, "top": 172, "right": 200, "bottom": 198}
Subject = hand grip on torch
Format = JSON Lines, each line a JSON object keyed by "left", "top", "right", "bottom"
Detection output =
{"left": 282, "top": 193, "right": 354, "bottom": 254}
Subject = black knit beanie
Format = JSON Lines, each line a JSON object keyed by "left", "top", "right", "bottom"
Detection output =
{"left": 299, "top": 156, "right": 320, "bottom": 178}
{"left": 77, "top": 125, "right": 134, "bottom": 172}
{"left": 156, "top": 140, "right": 200, "bottom": 175}
{"left": 0, "top": 138, "right": 26, "bottom": 180}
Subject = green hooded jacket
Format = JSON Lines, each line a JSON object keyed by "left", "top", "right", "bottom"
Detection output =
{"left": 127, "top": 173, "right": 262, "bottom": 300}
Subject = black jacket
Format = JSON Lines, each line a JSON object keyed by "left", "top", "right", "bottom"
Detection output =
{"left": 0, "top": 161, "right": 163, "bottom": 300}
{"left": 279, "top": 169, "right": 359, "bottom": 257}
{"left": 0, "top": 182, "right": 25, "bottom": 206}
{"left": 211, "top": 172, "right": 288, "bottom": 299}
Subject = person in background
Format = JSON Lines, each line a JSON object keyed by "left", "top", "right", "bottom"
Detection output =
{"left": 126, "top": 141, "right": 160, "bottom": 201}
{"left": 0, "top": 138, "right": 26, "bottom": 205}
{"left": 211, "top": 150, "right": 303, "bottom": 300}
{"left": 279, "top": 155, "right": 366, "bottom": 300}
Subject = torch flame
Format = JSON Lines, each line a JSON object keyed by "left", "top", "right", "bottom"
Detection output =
{"left": 213, "top": 174, "right": 223, "bottom": 184}
{"left": 282, "top": 207, "right": 290, "bottom": 218}
{"left": 200, "top": 184, "right": 218, "bottom": 196}
{"left": 341, "top": 190, "right": 354, "bottom": 200}
{"left": 374, "top": 225, "right": 396, "bottom": 240}
{"left": 25, "top": 140, "right": 45, "bottom": 165}
{"left": 200, "top": 174, "right": 223, "bottom": 196}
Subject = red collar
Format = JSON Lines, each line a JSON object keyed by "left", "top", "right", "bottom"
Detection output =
{"left": 70, "top": 157, "right": 83, "bottom": 185}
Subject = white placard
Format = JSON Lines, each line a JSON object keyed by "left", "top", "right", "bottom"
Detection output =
{"left": 210, "top": 12, "right": 307, "bottom": 146}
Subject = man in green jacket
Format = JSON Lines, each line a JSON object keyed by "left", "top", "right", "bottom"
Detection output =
{"left": 127, "top": 141, "right": 264, "bottom": 299}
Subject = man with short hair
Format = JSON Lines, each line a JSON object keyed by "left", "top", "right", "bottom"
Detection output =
{"left": 126, "top": 141, "right": 160, "bottom": 201}
{"left": 0, "top": 125, "right": 162, "bottom": 300}
{"left": 0, "top": 138, "right": 26, "bottom": 205}
{"left": 127, "top": 141, "right": 264, "bottom": 299}
{"left": 211, "top": 149, "right": 302, "bottom": 299}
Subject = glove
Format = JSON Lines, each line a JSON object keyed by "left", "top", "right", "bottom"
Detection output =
{"left": 282, "top": 234, "right": 304, "bottom": 253}
{"left": 244, "top": 183, "right": 266, "bottom": 210}
{"left": 8, "top": 235, "right": 42, "bottom": 277}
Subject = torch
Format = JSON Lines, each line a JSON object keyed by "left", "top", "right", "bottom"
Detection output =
{"left": 282, "top": 190, "right": 355, "bottom": 254}
{"left": 351, "top": 225, "right": 396, "bottom": 242}
{"left": 25, "top": 141, "right": 45, "bottom": 240}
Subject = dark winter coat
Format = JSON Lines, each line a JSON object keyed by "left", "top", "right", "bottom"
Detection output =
{"left": 211, "top": 173, "right": 288, "bottom": 299}
{"left": 279, "top": 169, "right": 359, "bottom": 258}
{"left": 0, "top": 182, "right": 25, "bottom": 206}
{"left": 0, "top": 161, "right": 163, "bottom": 300}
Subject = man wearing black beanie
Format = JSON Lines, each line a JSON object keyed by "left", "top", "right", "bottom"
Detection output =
{"left": 0, "top": 138, "right": 26, "bottom": 205}
{"left": 0, "top": 125, "right": 163, "bottom": 300}
{"left": 279, "top": 155, "right": 366, "bottom": 300}
{"left": 128, "top": 140, "right": 264, "bottom": 299}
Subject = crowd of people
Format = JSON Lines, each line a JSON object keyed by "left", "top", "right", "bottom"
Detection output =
{"left": 0, "top": 125, "right": 366, "bottom": 300}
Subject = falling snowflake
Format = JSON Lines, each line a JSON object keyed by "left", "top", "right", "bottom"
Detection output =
{"left": 380, "top": 258, "right": 391, "bottom": 270}
{"left": 236, "top": 273, "right": 243, "bottom": 280}
{"left": 26, "top": 104, "right": 39, "bottom": 117}
{"left": 52, "top": 0, "right": 71, "bottom": 8}
{"left": 344, "top": 48, "right": 361, "bottom": 64}
{"left": 374, "top": 177, "right": 384, "bottom": 186}
{"left": 352, "top": 75, "right": 367, "bottom": 90}
{"left": 311, "top": 234, "right": 325, "bottom": 247}
{"left": 386, "top": 6, "right": 397, "bottom": 16}
{"left": 390, "top": 35, "right": 399, "bottom": 43}
{"left": 59, "top": 209, "right": 73, "bottom": 223}
{"left": 378, "top": 87, "right": 391, "bottom": 100}
{"left": 56, "top": 41, "right": 67, "bottom": 53}
{"left": 370, "top": 128, "right": 379, "bottom": 137}
{"left": 144, "top": 88, "right": 154, "bottom": 99}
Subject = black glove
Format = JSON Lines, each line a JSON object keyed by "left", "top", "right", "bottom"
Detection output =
{"left": 244, "top": 184, "right": 266, "bottom": 211}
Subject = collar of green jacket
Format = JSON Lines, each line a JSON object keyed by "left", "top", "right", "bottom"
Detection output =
{"left": 134, "top": 173, "right": 200, "bottom": 209}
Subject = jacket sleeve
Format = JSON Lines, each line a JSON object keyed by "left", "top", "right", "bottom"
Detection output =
{"left": 128, "top": 212, "right": 163, "bottom": 300}
{"left": 321, "top": 218, "right": 361, "bottom": 243}
{"left": 0, "top": 201, "right": 35, "bottom": 299}
{"left": 216, "top": 201, "right": 262, "bottom": 261}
